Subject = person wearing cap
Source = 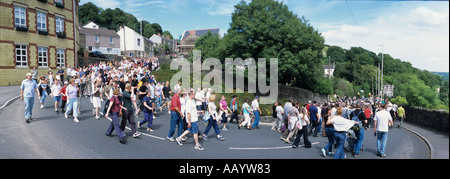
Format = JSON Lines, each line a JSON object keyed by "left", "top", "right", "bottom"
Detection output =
{"left": 21, "top": 73, "right": 40, "bottom": 123}
{"left": 251, "top": 96, "right": 261, "bottom": 129}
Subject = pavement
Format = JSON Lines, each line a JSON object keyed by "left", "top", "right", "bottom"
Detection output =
{"left": 0, "top": 85, "right": 447, "bottom": 159}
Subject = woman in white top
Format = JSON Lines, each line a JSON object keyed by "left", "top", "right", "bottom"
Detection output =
{"left": 292, "top": 106, "right": 312, "bottom": 148}
{"left": 51, "top": 78, "right": 62, "bottom": 115}
{"left": 284, "top": 102, "right": 300, "bottom": 143}
{"left": 202, "top": 94, "right": 225, "bottom": 141}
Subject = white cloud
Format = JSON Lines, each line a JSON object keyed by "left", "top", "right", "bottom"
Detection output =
{"left": 320, "top": 5, "right": 449, "bottom": 72}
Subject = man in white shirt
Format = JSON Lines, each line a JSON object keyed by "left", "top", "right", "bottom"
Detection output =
{"left": 373, "top": 103, "right": 393, "bottom": 157}
{"left": 251, "top": 96, "right": 261, "bottom": 129}
{"left": 175, "top": 92, "right": 204, "bottom": 151}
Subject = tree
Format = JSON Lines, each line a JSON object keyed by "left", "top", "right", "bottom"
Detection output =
{"left": 222, "top": 0, "right": 325, "bottom": 93}
{"left": 78, "top": 2, "right": 101, "bottom": 25}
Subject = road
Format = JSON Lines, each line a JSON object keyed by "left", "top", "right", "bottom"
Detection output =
{"left": 0, "top": 96, "right": 430, "bottom": 159}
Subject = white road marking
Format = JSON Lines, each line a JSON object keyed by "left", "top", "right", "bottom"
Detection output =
{"left": 100, "top": 112, "right": 165, "bottom": 141}
{"left": 229, "top": 142, "right": 319, "bottom": 150}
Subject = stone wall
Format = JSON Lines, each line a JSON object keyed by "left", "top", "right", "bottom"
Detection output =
{"left": 404, "top": 106, "right": 449, "bottom": 133}
{"left": 277, "top": 84, "right": 328, "bottom": 104}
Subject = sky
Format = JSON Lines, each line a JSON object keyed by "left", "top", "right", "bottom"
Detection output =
{"left": 80, "top": 0, "right": 449, "bottom": 72}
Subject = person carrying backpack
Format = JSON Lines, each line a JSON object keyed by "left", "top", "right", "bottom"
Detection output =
{"left": 349, "top": 103, "right": 367, "bottom": 158}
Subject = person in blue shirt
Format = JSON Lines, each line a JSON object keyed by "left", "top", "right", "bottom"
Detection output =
{"left": 309, "top": 101, "right": 320, "bottom": 137}
{"left": 21, "top": 73, "right": 40, "bottom": 123}
{"left": 138, "top": 90, "right": 154, "bottom": 132}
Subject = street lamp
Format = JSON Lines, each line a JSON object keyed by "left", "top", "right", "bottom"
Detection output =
{"left": 379, "top": 44, "right": 384, "bottom": 101}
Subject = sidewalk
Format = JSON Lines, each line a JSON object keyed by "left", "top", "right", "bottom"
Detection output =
{"left": 0, "top": 85, "right": 20, "bottom": 110}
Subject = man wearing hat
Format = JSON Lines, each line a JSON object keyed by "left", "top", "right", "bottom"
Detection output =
{"left": 251, "top": 96, "right": 261, "bottom": 129}
{"left": 21, "top": 73, "right": 40, "bottom": 123}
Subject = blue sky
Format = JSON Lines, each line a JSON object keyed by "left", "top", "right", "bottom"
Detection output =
{"left": 80, "top": 0, "right": 449, "bottom": 72}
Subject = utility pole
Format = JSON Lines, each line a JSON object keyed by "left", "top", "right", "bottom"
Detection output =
{"left": 379, "top": 44, "right": 384, "bottom": 101}
{"left": 328, "top": 56, "right": 332, "bottom": 80}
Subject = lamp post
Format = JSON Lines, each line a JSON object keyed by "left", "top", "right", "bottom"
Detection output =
{"left": 379, "top": 44, "right": 384, "bottom": 101}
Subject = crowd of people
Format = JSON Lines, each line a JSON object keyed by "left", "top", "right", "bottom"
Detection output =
{"left": 272, "top": 97, "right": 404, "bottom": 158}
{"left": 19, "top": 56, "right": 406, "bottom": 158}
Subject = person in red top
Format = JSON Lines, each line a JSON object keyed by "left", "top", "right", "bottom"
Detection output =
{"left": 167, "top": 88, "right": 183, "bottom": 141}
{"left": 60, "top": 81, "right": 68, "bottom": 113}
{"left": 363, "top": 104, "right": 373, "bottom": 129}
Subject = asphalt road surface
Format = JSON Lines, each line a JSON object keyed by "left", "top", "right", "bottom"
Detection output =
{"left": 0, "top": 96, "right": 430, "bottom": 159}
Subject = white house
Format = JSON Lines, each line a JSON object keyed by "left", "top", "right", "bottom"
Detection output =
{"left": 150, "top": 34, "right": 177, "bottom": 54}
{"left": 117, "top": 25, "right": 145, "bottom": 58}
{"left": 80, "top": 22, "right": 121, "bottom": 56}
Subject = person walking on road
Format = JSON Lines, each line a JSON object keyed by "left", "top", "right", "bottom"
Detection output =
{"left": 21, "top": 73, "right": 40, "bottom": 123}
{"left": 396, "top": 105, "right": 406, "bottom": 128}
{"left": 251, "top": 96, "right": 261, "bottom": 129}
{"left": 202, "top": 94, "right": 225, "bottom": 141}
{"left": 105, "top": 88, "right": 127, "bottom": 144}
{"left": 138, "top": 87, "right": 155, "bottom": 132}
{"left": 175, "top": 92, "right": 205, "bottom": 151}
{"left": 64, "top": 79, "right": 80, "bottom": 123}
{"left": 326, "top": 108, "right": 359, "bottom": 159}
{"left": 121, "top": 84, "right": 141, "bottom": 138}
{"left": 292, "top": 106, "right": 312, "bottom": 148}
{"left": 238, "top": 98, "right": 253, "bottom": 130}
{"left": 373, "top": 103, "right": 393, "bottom": 157}
{"left": 51, "top": 78, "right": 62, "bottom": 115}
{"left": 167, "top": 88, "right": 184, "bottom": 141}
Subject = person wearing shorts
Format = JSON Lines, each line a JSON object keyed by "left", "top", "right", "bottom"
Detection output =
{"left": 51, "top": 79, "right": 62, "bottom": 115}
{"left": 175, "top": 92, "right": 204, "bottom": 151}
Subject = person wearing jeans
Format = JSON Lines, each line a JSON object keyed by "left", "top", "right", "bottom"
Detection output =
{"left": 21, "top": 73, "right": 40, "bottom": 123}
{"left": 373, "top": 103, "right": 393, "bottom": 157}
{"left": 251, "top": 96, "right": 261, "bottom": 129}
{"left": 65, "top": 79, "right": 79, "bottom": 123}
{"left": 167, "top": 88, "right": 183, "bottom": 141}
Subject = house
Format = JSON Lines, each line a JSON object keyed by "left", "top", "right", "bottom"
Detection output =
{"left": 178, "top": 28, "right": 220, "bottom": 56}
{"left": 150, "top": 34, "right": 176, "bottom": 54}
{"left": 79, "top": 22, "right": 120, "bottom": 56}
{"left": 0, "top": 0, "right": 80, "bottom": 86}
{"left": 144, "top": 38, "right": 154, "bottom": 58}
{"left": 117, "top": 25, "right": 145, "bottom": 58}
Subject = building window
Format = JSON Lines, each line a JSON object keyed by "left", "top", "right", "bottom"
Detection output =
{"left": 56, "top": 49, "right": 65, "bottom": 68}
{"left": 137, "top": 38, "right": 141, "bottom": 46}
{"left": 37, "top": 12, "right": 47, "bottom": 32}
{"left": 38, "top": 47, "right": 48, "bottom": 67}
{"left": 14, "top": 6, "right": 26, "bottom": 28}
{"left": 107, "top": 48, "right": 112, "bottom": 54}
{"left": 16, "top": 45, "right": 27, "bottom": 67}
{"left": 110, "top": 37, "right": 114, "bottom": 44}
{"left": 56, "top": 17, "right": 64, "bottom": 33}
{"left": 95, "top": 36, "right": 99, "bottom": 43}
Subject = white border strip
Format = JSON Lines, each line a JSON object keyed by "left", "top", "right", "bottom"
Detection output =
{"left": 100, "top": 112, "right": 166, "bottom": 141}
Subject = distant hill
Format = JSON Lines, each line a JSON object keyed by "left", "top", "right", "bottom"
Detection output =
{"left": 432, "top": 72, "right": 449, "bottom": 81}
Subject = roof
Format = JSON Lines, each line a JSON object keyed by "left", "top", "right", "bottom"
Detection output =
{"left": 79, "top": 27, "right": 120, "bottom": 38}
{"left": 180, "top": 28, "right": 220, "bottom": 41}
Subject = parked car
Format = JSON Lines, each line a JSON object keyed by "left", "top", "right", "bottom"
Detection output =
{"left": 89, "top": 51, "right": 107, "bottom": 59}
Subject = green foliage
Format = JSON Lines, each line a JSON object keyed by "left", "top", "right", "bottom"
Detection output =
{"left": 390, "top": 96, "right": 408, "bottom": 106}
{"left": 219, "top": 0, "right": 325, "bottom": 93}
